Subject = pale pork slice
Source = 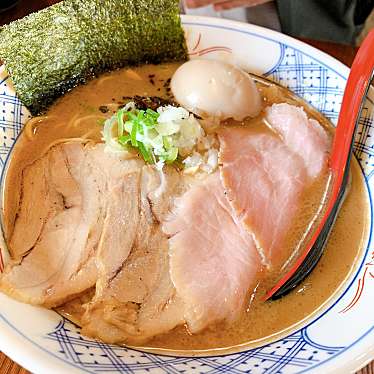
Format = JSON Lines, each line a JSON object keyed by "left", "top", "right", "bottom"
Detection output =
{"left": 0, "top": 142, "right": 143, "bottom": 307}
{"left": 265, "top": 103, "right": 330, "bottom": 179}
{"left": 163, "top": 172, "right": 261, "bottom": 333}
{"left": 219, "top": 130, "right": 308, "bottom": 265}
{"left": 82, "top": 166, "right": 185, "bottom": 344}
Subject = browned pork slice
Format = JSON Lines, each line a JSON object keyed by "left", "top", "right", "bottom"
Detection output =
{"left": 265, "top": 103, "right": 330, "bottom": 179}
{"left": 0, "top": 144, "right": 92, "bottom": 305}
{"left": 219, "top": 130, "right": 308, "bottom": 265}
{"left": 8, "top": 156, "right": 64, "bottom": 260}
{"left": 0, "top": 142, "right": 143, "bottom": 307}
{"left": 86, "top": 151, "right": 142, "bottom": 300}
{"left": 82, "top": 166, "right": 185, "bottom": 344}
{"left": 163, "top": 172, "right": 261, "bottom": 333}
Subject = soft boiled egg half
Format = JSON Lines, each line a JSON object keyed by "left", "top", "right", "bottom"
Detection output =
{"left": 171, "top": 59, "right": 262, "bottom": 121}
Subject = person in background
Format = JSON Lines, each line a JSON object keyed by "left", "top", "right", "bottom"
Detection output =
{"left": 182, "top": 0, "right": 374, "bottom": 45}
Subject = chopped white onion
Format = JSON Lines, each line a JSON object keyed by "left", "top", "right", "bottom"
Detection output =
{"left": 183, "top": 147, "right": 218, "bottom": 175}
{"left": 201, "top": 148, "right": 218, "bottom": 174}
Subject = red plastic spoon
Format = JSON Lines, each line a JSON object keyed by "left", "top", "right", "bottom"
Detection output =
{"left": 266, "top": 29, "right": 374, "bottom": 300}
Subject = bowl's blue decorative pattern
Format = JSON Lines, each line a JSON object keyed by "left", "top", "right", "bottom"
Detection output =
{"left": 45, "top": 318, "right": 344, "bottom": 374}
{"left": 354, "top": 104, "right": 374, "bottom": 178}
{"left": 0, "top": 20, "right": 373, "bottom": 374}
{"left": 0, "top": 75, "right": 29, "bottom": 169}
{"left": 265, "top": 44, "right": 345, "bottom": 124}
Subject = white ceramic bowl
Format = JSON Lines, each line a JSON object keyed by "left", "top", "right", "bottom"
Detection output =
{"left": 0, "top": 15, "right": 373, "bottom": 374}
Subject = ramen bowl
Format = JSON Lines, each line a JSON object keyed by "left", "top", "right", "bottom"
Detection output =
{"left": 0, "top": 15, "right": 373, "bottom": 374}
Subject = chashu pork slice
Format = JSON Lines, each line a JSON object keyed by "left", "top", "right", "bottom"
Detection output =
{"left": 219, "top": 130, "right": 308, "bottom": 265}
{"left": 163, "top": 172, "right": 261, "bottom": 333}
{"left": 0, "top": 142, "right": 143, "bottom": 307}
{"left": 82, "top": 166, "right": 185, "bottom": 345}
{"left": 265, "top": 103, "right": 330, "bottom": 179}
{"left": 81, "top": 145, "right": 143, "bottom": 302}
{"left": 218, "top": 121, "right": 330, "bottom": 266}
{"left": 8, "top": 155, "right": 63, "bottom": 260}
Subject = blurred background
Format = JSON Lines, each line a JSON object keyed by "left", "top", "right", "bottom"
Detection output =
{"left": 181, "top": 0, "right": 374, "bottom": 46}
{"left": 1, "top": 0, "right": 373, "bottom": 47}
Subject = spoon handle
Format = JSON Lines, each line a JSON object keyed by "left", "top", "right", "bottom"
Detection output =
{"left": 331, "top": 30, "right": 374, "bottom": 196}
{"left": 267, "top": 29, "right": 374, "bottom": 299}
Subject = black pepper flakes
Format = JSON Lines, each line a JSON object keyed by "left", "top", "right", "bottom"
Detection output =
{"left": 99, "top": 105, "right": 109, "bottom": 113}
{"left": 163, "top": 78, "right": 171, "bottom": 87}
{"left": 129, "top": 95, "right": 176, "bottom": 110}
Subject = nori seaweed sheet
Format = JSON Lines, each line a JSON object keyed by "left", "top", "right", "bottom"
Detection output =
{"left": 0, "top": 0, "right": 187, "bottom": 115}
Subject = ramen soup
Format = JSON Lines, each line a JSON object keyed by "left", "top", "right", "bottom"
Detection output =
{"left": 0, "top": 61, "right": 368, "bottom": 354}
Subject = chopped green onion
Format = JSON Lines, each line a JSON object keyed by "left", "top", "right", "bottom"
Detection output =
{"left": 127, "top": 112, "right": 138, "bottom": 121}
{"left": 165, "top": 147, "right": 178, "bottom": 163}
{"left": 130, "top": 121, "right": 138, "bottom": 146}
{"left": 138, "top": 142, "right": 152, "bottom": 163}
{"left": 118, "top": 134, "right": 131, "bottom": 146}
{"left": 138, "top": 110, "right": 144, "bottom": 121}
{"left": 124, "top": 120, "right": 133, "bottom": 134}
{"left": 163, "top": 136, "right": 172, "bottom": 150}
{"left": 146, "top": 108, "right": 158, "bottom": 117}
{"left": 102, "top": 103, "right": 202, "bottom": 169}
